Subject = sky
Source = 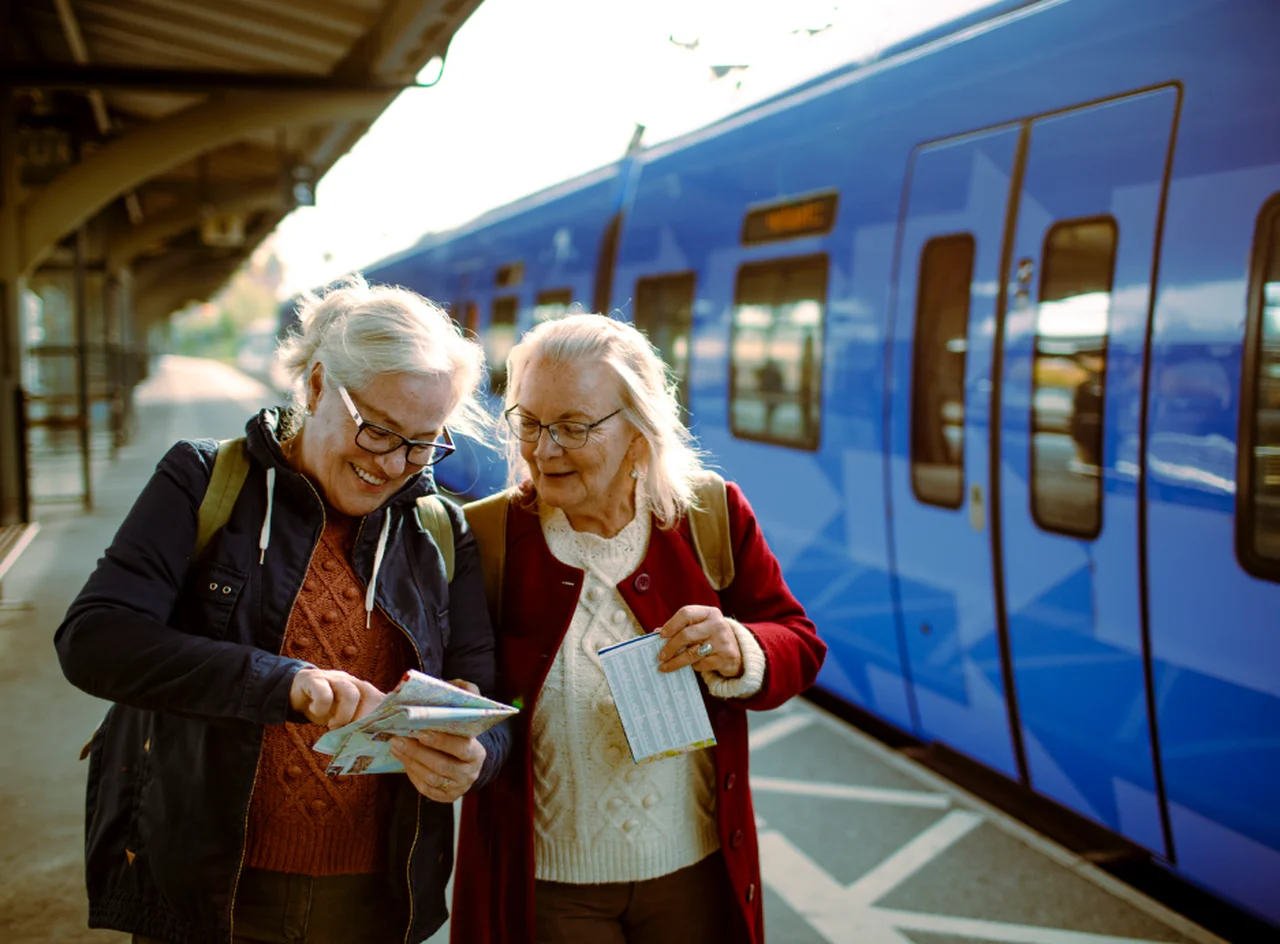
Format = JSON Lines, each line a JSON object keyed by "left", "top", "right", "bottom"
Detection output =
{"left": 269, "top": 0, "right": 992, "bottom": 296}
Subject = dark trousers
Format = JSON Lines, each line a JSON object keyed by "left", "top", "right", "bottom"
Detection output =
{"left": 133, "top": 868, "right": 406, "bottom": 944}
{"left": 533, "top": 852, "right": 731, "bottom": 944}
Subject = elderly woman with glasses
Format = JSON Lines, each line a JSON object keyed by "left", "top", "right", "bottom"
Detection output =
{"left": 55, "top": 277, "right": 509, "bottom": 944}
{"left": 449, "top": 314, "right": 826, "bottom": 944}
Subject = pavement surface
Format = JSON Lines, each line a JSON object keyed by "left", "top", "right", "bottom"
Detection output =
{"left": 0, "top": 355, "right": 1225, "bottom": 944}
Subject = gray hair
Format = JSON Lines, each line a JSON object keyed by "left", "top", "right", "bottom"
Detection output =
{"left": 503, "top": 313, "right": 708, "bottom": 529}
{"left": 278, "top": 275, "right": 490, "bottom": 439}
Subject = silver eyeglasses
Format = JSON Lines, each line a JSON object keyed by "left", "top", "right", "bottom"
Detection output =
{"left": 504, "top": 405, "right": 622, "bottom": 450}
{"left": 337, "top": 384, "right": 455, "bottom": 466}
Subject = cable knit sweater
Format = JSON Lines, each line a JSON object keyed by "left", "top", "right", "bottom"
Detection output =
{"left": 531, "top": 499, "right": 767, "bottom": 885}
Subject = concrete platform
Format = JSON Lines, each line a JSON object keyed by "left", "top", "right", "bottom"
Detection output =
{"left": 0, "top": 355, "right": 1225, "bottom": 944}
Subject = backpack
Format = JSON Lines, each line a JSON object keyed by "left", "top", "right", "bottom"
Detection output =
{"left": 461, "top": 471, "right": 735, "bottom": 627}
{"left": 195, "top": 438, "right": 458, "bottom": 581}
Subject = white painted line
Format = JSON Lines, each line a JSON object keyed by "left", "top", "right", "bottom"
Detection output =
{"left": 749, "top": 712, "right": 815, "bottom": 751}
{"left": 843, "top": 809, "right": 983, "bottom": 908}
{"left": 880, "top": 909, "right": 1183, "bottom": 944}
{"left": 751, "top": 775, "right": 951, "bottom": 809}
{"left": 802, "top": 705, "right": 1228, "bottom": 944}
{"left": 758, "top": 828, "right": 914, "bottom": 944}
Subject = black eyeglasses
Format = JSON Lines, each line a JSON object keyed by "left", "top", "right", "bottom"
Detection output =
{"left": 337, "top": 383, "right": 455, "bottom": 466}
{"left": 504, "top": 405, "right": 622, "bottom": 450}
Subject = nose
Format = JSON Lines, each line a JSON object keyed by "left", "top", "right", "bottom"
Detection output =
{"left": 532, "top": 426, "right": 563, "bottom": 461}
{"left": 373, "top": 447, "right": 409, "bottom": 479}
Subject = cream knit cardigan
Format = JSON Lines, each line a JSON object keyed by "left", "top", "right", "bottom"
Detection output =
{"left": 532, "top": 500, "right": 767, "bottom": 884}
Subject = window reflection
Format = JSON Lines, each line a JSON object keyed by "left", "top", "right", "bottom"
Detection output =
{"left": 634, "top": 273, "right": 696, "bottom": 415}
{"left": 1250, "top": 214, "right": 1280, "bottom": 563}
{"left": 533, "top": 289, "right": 572, "bottom": 325}
{"left": 730, "top": 255, "right": 826, "bottom": 450}
{"left": 911, "top": 235, "right": 974, "bottom": 508}
{"left": 487, "top": 296, "right": 518, "bottom": 395}
{"left": 1031, "top": 218, "right": 1117, "bottom": 538}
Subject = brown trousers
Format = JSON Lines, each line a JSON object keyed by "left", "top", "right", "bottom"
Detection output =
{"left": 132, "top": 868, "right": 405, "bottom": 944}
{"left": 533, "top": 852, "right": 732, "bottom": 944}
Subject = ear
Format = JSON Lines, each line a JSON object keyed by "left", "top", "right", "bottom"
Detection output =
{"left": 306, "top": 363, "right": 325, "bottom": 413}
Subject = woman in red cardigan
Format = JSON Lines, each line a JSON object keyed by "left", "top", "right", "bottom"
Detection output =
{"left": 451, "top": 314, "right": 826, "bottom": 944}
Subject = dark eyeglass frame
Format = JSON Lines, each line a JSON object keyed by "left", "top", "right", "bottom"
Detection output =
{"left": 504, "top": 405, "right": 623, "bottom": 450}
{"left": 337, "top": 383, "right": 455, "bottom": 467}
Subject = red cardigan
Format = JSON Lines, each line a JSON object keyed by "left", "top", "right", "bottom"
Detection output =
{"left": 450, "top": 482, "right": 826, "bottom": 944}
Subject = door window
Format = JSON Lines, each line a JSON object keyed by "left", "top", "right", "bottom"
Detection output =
{"left": 1030, "top": 217, "right": 1117, "bottom": 538}
{"left": 911, "top": 235, "right": 975, "bottom": 508}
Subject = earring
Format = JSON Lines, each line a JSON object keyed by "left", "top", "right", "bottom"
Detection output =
{"left": 630, "top": 468, "right": 639, "bottom": 480}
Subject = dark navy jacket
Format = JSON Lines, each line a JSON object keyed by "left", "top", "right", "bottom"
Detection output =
{"left": 55, "top": 409, "right": 508, "bottom": 944}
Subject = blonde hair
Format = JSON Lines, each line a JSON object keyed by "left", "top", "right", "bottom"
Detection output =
{"left": 503, "top": 313, "right": 707, "bottom": 528}
{"left": 278, "top": 275, "right": 490, "bottom": 439}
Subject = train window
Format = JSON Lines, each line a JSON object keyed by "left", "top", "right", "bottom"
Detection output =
{"left": 730, "top": 255, "right": 826, "bottom": 450}
{"left": 911, "top": 235, "right": 975, "bottom": 509}
{"left": 634, "top": 273, "right": 695, "bottom": 414}
{"left": 1241, "top": 199, "right": 1280, "bottom": 576}
{"left": 1030, "top": 217, "right": 1117, "bottom": 539}
{"left": 487, "top": 296, "right": 518, "bottom": 395}
{"left": 462, "top": 301, "right": 479, "bottom": 337}
{"left": 533, "top": 289, "right": 572, "bottom": 324}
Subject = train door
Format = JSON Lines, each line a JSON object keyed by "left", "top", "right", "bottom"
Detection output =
{"left": 997, "top": 88, "right": 1177, "bottom": 853}
{"left": 888, "top": 125, "right": 1022, "bottom": 777}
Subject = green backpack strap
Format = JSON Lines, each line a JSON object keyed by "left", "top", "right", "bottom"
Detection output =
{"left": 195, "top": 438, "right": 250, "bottom": 560}
{"left": 415, "top": 494, "right": 456, "bottom": 584}
{"left": 688, "top": 470, "right": 735, "bottom": 591}
{"left": 463, "top": 489, "right": 511, "bottom": 627}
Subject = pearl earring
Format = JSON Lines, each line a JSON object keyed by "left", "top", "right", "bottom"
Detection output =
{"left": 630, "top": 468, "right": 639, "bottom": 480}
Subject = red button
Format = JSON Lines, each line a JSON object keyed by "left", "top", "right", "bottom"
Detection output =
{"left": 323, "top": 610, "right": 340, "bottom": 623}
{"left": 746, "top": 883, "right": 756, "bottom": 903}
{"left": 310, "top": 799, "right": 327, "bottom": 813}
{"left": 287, "top": 765, "right": 303, "bottom": 779}
{"left": 296, "top": 637, "right": 313, "bottom": 648}
{"left": 342, "top": 644, "right": 358, "bottom": 658}
{"left": 730, "top": 829, "right": 744, "bottom": 849}
{"left": 724, "top": 773, "right": 737, "bottom": 791}
{"left": 343, "top": 587, "right": 359, "bottom": 601}
{"left": 633, "top": 573, "right": 651, "bottom": 592}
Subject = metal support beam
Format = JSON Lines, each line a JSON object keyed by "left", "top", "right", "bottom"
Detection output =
{"left": 0, "top": 83, "right": 26, "bottom": 525}
{"left": 18, "top": 89, "right": 392, "bottom": 275}
{"left": 0, "top": 65, "right": 422, "bottom": 95}
{"left": 74, "top": 227, "right": 92, "bottom": 512}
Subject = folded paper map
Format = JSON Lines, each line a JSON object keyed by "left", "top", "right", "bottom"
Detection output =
{"left": 314, "top": 669, "right": 517, "bottom": 775}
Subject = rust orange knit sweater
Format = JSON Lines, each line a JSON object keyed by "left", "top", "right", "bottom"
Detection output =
{"left": 243, "top": 509, "right": 412, "bottom": 875}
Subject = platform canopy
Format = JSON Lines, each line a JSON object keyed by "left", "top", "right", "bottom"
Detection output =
{"left": 1, "top": 0, "right": 484, "bottom": 329}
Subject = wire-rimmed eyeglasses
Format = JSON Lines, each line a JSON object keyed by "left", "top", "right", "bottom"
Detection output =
{"left": 337, "top": 383, "right": 455, "bottom": 466}
{"left": 504, "top": 405, "right": 622, "bottom": 450}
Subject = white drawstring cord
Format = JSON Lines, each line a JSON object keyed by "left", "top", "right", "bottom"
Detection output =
{"left": 365, "top": 511, "right": 391, "bottom": 627}
{"left": 259, "top": 467, "right": 276, "bottom": 564}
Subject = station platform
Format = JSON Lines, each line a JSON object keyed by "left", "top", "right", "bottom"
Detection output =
{"left": 0, "top": 356, "right": 1225, "bottom": 944}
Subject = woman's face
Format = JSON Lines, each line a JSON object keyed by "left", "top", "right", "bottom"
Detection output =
{"left": 298, "top": 366, "right": 455, "bottom": 517}
{"left": 514, "top": 356, "right": 642, "bottom": 523}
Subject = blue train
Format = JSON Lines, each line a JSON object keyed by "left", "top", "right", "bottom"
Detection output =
{"left": 357, "top": 0, "right": 1280, "bottom": 927}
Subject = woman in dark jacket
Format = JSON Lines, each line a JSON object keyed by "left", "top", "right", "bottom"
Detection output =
{"left": 55, "top": 276, "right": 508, "bottom": 944}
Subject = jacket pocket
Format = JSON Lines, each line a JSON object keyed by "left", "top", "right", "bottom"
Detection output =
{"left": 182, "top": 561, "right": 247, "bottom": 639}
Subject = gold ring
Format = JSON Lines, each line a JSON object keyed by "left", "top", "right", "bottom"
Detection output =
{"left": 437, "top": 776, "right": 454, "bottom": 791}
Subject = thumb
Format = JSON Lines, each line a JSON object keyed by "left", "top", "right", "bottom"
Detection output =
{"left": 449, "top": 678, "right": 480, "bottom": 696}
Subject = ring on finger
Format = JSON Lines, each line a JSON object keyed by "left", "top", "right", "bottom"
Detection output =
{"left": 436, "top": 776, "right": 455, "bottom": 791}
{"left": 695, "top": 641, "right": 714, "bottom": 659}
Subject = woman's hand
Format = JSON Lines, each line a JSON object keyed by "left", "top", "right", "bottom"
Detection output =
{"left": 290, "top": 668, "right": 384, "bottom": 729}
{"left": 391, "top": 678, "right": 487, "bottom": 803}
{"left": 392, "top": 731, "right": 487, "bottom": 803}
{"left": 656, "top": 605, "right": 743, "bottom": 679}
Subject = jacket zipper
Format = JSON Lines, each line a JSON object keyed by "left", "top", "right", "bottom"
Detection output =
{"left": 227, "top": 480, "right": 326, "bottom": 943}
{"left": 354, "top": 514, "right": 426, "bottom": 944}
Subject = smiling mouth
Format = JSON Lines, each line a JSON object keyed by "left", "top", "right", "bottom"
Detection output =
{"left": 351, "top": 463, "right": 387, "bottom": 487}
